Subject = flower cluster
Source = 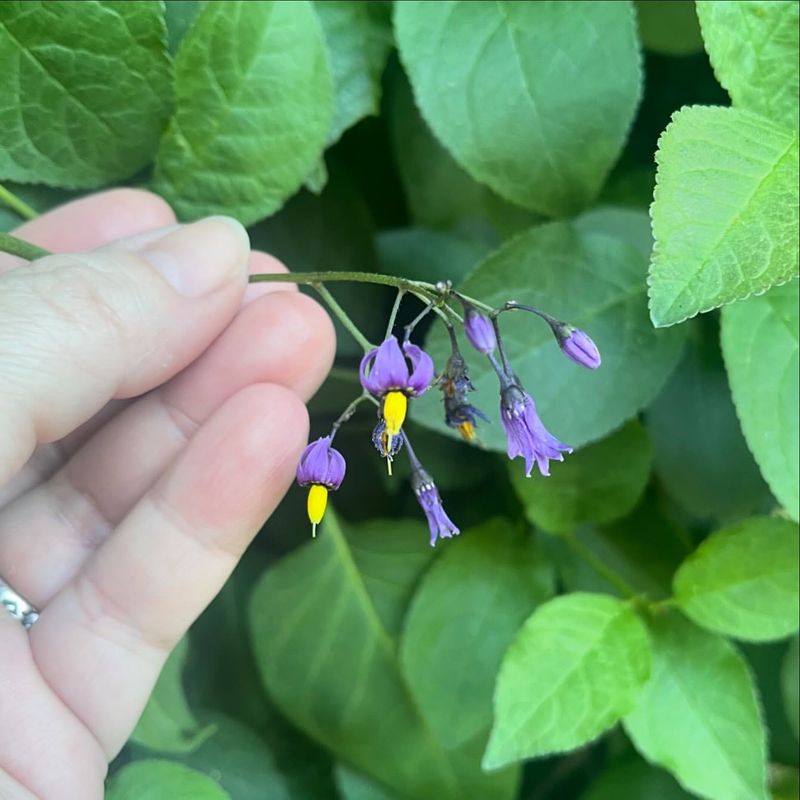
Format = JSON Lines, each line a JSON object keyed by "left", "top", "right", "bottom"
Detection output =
{"left": 295, "top": 288, "right": 600, "bottom": 546}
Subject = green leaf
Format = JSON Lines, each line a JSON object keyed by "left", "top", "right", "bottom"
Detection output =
{"left": 484, "top": 592, "right": 651, "bottom": 768}
{"left": 635, "top": 1, "right": 703, "bottom": 56}
{"left": 164, "top": 0, "right": 200, "bottom": 55}
{"left": 106, "top": 760, "right": 229, "bottom": 800}
{"left": 648, "top": 106, "right": 799, "bottom": 327}
{"left": 394, "top": 1, "right": 642, "bottom": 217}
{"left": 581, "top": 756, "right": 694, "bottom": 800}
{"left": 0, "top": 1, "right": 172, "bottom": 188}
{"left": 647, "top": 321, "right": 773, "bottom": 522}
{"left": 335, "top": 765, "right": 401, "bottom": 800}
{"left": 413, "top": 221, "right": 687, "bottom": 450}
{"left": 153, "top": 0, "right": 333, "bottom": 225}
{"left": 574, "top": 206, "right": 654, "bottom": 262}
{"left": 315, "top": 1, "right": 392, "bottom": 145}
{"left": 400, "top": 520, "right": 554, "bottom": 749}
{"left": 673, "top": 517, "right": 800, "bottom": 642}
{"left": 509, "top": 421, "right": 652, "bottom": 535}
{"left": 783, "top": 637, "right": 800, "bottom": 740}
{"left": 131, "top": 637, "right": 215, "bottom": 754}
{"left": 249, "top": 511, "right": 517, "bottom": 800}
{"left": 696, "top": 1, "right": 799, "bottom": 130}
{"left": 721, "top": 280, "right": 800, "bottom": 520}
{"left": 624, "top": 613, "right": 768, "bottom": 800}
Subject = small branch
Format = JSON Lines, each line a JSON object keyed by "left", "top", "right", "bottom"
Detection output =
{"left": 331, "top": 393, "right": 371, "bottom": 436}
{"left": 0, "top": 233, "right": 50, "bottom": 262}
{"left": 385, "top": 288, "right": 405, "bottom": 339}
{"left": 311, "top": 282, "right": 373, "bottom": 353}
{"left": 0, "top": 185, "right": 37, "bottom": 221}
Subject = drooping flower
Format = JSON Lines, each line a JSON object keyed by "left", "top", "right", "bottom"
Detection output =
{"left": 406, "top": 437, "right": 459, "bottom": 546}
{"left": 296, "top": 436, "right": 346, "bottom": 536}
{"left": 552, "top": 323, "right": 601, "bottom": 369}
{"left": 499, "top": 381, "right": 572, "bottom": 477}
{"left": 462, "top": 303, "right": 497, "bottom": 355}
{"left": 371, "top": 418, "right": 405, "bottom": 473}
{"left": 437, "top": 337, "right": 488, "bottom": 441}
{"left": 444, "top": 394, "right": 489, "bottom": 442}
{"left": 360, "top": 336, "right": 434, "bottom": 455}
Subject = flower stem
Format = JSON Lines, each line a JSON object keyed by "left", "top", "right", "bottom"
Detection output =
{"left": 563, "top": 532, "right": 640, "bottom": 599}
{"left": 331, "top": 392, "right": 372, "bottom": 436}
{"left": 0, "top": 185, "right": 37, "bottom": 221}
{"left": 0, "top": 233, "right": 50, "bottom": 262}
{"left": 249, "top": 270, "right": 438, "bottom": 295}
{"left": 310, "top": 282, "right": 373, "bottom": 353}
{"left": 385, "top": 288, "right": 405, "bottom": 338}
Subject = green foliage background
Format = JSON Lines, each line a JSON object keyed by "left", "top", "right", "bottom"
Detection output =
{"left": 1, "top": 1, "right": 798, "bottom": 799}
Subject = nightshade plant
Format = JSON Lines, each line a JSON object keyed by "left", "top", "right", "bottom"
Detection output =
{"left": 0, "top": 2, "right": 798, "bottom": 800}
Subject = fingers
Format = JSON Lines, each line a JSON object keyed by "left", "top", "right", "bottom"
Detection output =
{"left": 0, "top": 217, "right": 250, "bottom": 486}
{"left": 29, "top": 384, "right": 308, "bottom": 757}
{"left": 0, "top": 290, "right": 335, "bottom": 605}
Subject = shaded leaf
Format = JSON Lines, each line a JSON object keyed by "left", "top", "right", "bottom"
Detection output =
{"left": 335, "top": 764, "right": 401, "bottom": 800}
{"left": 580, "top": 755, "right": 694, "bottom": 800}
{"left": 783, "top": 637, "right": 800, "bottom": 740}
{"left": 635, "top": 1, "right": 703, "bottom": 56}
{"left": 106, "top": 760, "right": 229, "bottom": 800}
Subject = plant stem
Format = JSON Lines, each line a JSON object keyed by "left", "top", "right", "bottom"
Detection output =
{"left": 385, "top": 288, "right": 405, "bottom": 338}
{"left": 331, "top": 393, "right": 372, "bottom": 436}
{"left": 0, "top": 233, "right": 50, "bottom": 262}
{"left": 249, "top": 269, "right": 438, "bottom": 295}
{"left": 563, "top": 532, "right": 640, "bottom": 599}
{"left": 311, "top": 282, "right": 373, "bottom": 353}
{"left": 0, "top": 185, "right": 37, "bottom": 221}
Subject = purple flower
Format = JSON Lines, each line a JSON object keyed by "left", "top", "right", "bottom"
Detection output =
{"left": 407, "top": 445, "right": 459, "bottom": 546}
{"left": 500, "top": 383, "right": 572, "bottom": 477}
{"left": 360, "top": 336, "right": 434, "bottom": 457}
{"left": 463, "top": 305, "right": 497, "bottom": 355}
{"left": 296, "top": 436, "right": 346, "bottom": 536}
{"left": 556, "top": 325, "right": 601, "bottom": 369}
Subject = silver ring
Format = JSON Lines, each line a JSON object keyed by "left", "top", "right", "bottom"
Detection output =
{"left": 0, "top": 578, "right": 39, "bottom": 629}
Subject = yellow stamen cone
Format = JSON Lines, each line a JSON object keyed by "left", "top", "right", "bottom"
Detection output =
{"left": 307, "top": 484, "right": 329, "bottom": 537}
{"left": 458, "top": 421, "right": 476, "bottom": 441}
{"left": 382, "top": 390, "right": 408, "bottom": 456}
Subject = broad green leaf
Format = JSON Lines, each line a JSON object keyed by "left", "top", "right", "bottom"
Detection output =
{"left": 0, "top": 1, "right": 172, "bottom": 188}
{"left": 484, "top": 593, "right": 651, "bottom": 768}
{"left": 164, "top": 0, "right": 200, "bottom": 55}
{"left": 315, "top": 1, "right": 392, "bottom": 145}
{"left": 647, "top": 321, "right": 773, "bottom": 522}
{"left": 635, "top": 1, "right": 703, "bottom": 55}
{"left": 783, "top": 637, "right": 800, "bottom": 739}
{"left": 581, "top": 756, "right": 694, "bottom": 800}
{"left": 624, "top": 613, "right": 768, "bottom": 800}
{"left": 385, "top": 67, "right": 535, "bottom": 237}
{"left": 648, "top": 106, "right": 799, "bottom": 327}
{"left": 413, "top": 222, "right": 687, "bottom": 450}
{"left": 394, "top": 1, "right": 642, "bottom": 217}
{"left": 696, "top": 1, "right": 799, "bottom": 130}
{"left": 335, "top": 765, "right": 401, "bottom": 800}
{"left": 721, "top": 281, "right": 800, "bottom": 520}
{"left": 106, "top": 760, "right": 229, "bottom": 800}
{"left": 249, "top": 511, "right": 517, "bottom": 800}
{"left": 772, "top": 766, "right": 800, "bottom": 800}
{"left": 153, "top": 1, "right": 333, "bottom": 225}
{"left": 400, "top": 521, "right": 554, "bottom": 749}
{"left": 131, "top": 637, "right": 215, "bottom": 754}
{"left": 574, "top": 206, "right": 653, "bottom": 262}
{"left": 509, "top": 421, "right": 652, "bottom": 535}
{"left": 673, "top": 517, "right": 800, "bottom": 642}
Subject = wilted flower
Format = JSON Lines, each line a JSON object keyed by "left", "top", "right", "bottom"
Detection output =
{"left": 499, "top": 381, "right": 571, "bottom": 477}
{"left": 360, "top": 336, "right": 434, "bottom": 454}
{"left": 553, "top": 323, "right": 601, "bottom": 369}
{"left": 406, "top": 438, "right": 459, "bottom": 546}
{"left": 462, "top": 303, "right": 496, "bottom": 355}
{"left": 444, "top": 394, "right": 489, "bottom": 442}
{"left": 296, "top": 436, "right": 346, "bottom": 536}
{"left": 438, "top": 337, "right": 488, "bottom": 441}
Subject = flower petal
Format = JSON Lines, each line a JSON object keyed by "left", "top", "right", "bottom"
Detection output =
{"left": 403, "top": 341, "right": 435, "bottom": 396}
{"left": 359, "top": 347, "right": 383, "bottom": 395}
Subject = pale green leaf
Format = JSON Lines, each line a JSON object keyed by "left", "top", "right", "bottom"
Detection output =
{"left": 315, "top": 0, "right": 392, "bottom": 144}
{"left": 696, "top": 1, "right": 799, "bottom": 130}
{"left": 0, "top": 1, "right": 172, "bottom": 188}
{"left": 635, "top": 1, "right": 703, "bottom": 55}
{"left": 509, "top": 421, "right": 652, "bottom": 535}
{"left": 153, "top": 0, "right": 333, "bottom": 225}
{"left": 721, "top": 280, "right": 800, "bottom": 520}
{"left": 673, "top": 517, "right": 800, "bottom": 642}
{"left": 484, "top": 593, "right": 651, "bottom": 768}
{"left": 624, "top": 613, "right": 768, "bottom": 800}
{"left": 106, "top": 760, "right": 229, "bottom": 800}
{"left": 647, "top": 322, "right": 773, "bottom": 522}
{"left": 400, "top": 521, "right": 554, "bottom": 749}
{"left": 249, "top": 511, "right": 517, "bottom": 800}
{"left": 394, "top": 1, "right": 642, "bottom": 217}
{"left": 131, "top": 637, "right": 215, "bottom": 754}
{"left": 648, "top": 106, "right": 799, "bottom": 327}
{"left": 782, "top": 637, "right": 799, "bottom": 739}
{"left": 412, "top": 221, "right": 687, "bottom": 450}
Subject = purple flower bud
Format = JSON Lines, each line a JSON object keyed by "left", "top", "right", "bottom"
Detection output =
{"left": 463, "top": 305, "right": 497, "bottom": 355}
{"left": 500, "top": 384, "right": 572, "bottom": 477}
{"left": 296, "top": 436, "right": 346, "bottom": 490}
{"left": 556, "top": 325, "right": 601, "bottom": 369}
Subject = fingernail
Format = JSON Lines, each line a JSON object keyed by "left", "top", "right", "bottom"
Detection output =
{"left": 138, "top": 217, "right": 249, "bottom": 297}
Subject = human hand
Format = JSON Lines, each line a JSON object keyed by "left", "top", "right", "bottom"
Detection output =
{"left": 0, "top": 190, "right": 335, "bottom": 799}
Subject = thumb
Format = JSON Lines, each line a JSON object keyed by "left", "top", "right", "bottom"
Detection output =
{"left": 0, "top": 216, "right": 250, "bottom": 485}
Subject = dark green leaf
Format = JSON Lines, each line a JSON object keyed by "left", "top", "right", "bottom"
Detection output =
{"left": 783, "top": 637, "right": 800, "bottom": 740}
{"left": 153, "top": 0, "right": 333, "bottom": 224}
{"left": 624, "top": 613, "right": 768, "bottom": 800}
{"left": 574, "top": 206, "right": 653, "bottom": 262}
{"left": 106, "top": 759, "right": 229, "bottom": 800}
{"left": 721, "top": 280, "right": 799, "bottom": 520}
{"left": 635, "top": 1, "right": 703, "bottom": 56}
{"left": 395, "top": 1, "right": 642, "bottom": 216}
{"left": 164, "top": 0, "right": 200, "bottom": 55}
{"left": 484, "top": 593, "right": 651, "bottom": 768}
{"left": 335, "top": 764, "right": 401, "bottom": 800}
{"left": 0, "top": 1, "right": 172, "bottom": 187}
{"left": 581, "top": 756, "right": 694, "bottom": 800}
